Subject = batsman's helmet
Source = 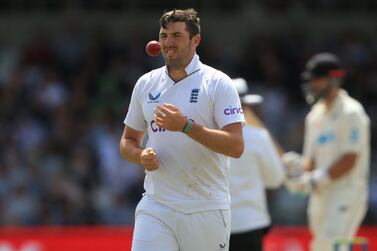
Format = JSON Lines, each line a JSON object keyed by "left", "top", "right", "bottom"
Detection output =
{"left": 301, "top": 53, "right": 345, "bottom": 104}
{"left": 301, "top": 53, "right": 345, "bottom": 81}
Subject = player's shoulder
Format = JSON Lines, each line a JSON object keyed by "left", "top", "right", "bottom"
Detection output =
{"left": 306, "top": 102, "right": 322, "bottom": 121}
{"left": 140, "top": 66, "right": 165, "bottom": 82}
{"left": 340, "top": 91, "right": 368, "bottom": 119}
{"left": 201, "top": 64, "right": 232, "bottom": 85}
{"left": 134, "top": 66, "right": 165, "bottom": 88}
{"left": 342, "top": 93, "right": 364, "bottom": 111}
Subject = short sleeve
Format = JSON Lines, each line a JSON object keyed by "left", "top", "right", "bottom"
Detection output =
{"left": 124, "top": 76, "right": 147, "bottom": 132}
{"left": 338, "top": 111, "right": 367, "bottom": 154}
{"left": 213, "top": 74, "right": 245, "bottom": 129}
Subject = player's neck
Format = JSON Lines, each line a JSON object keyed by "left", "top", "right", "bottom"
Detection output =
{"left": 324, "top": 88, "right": 339, "bottom": 111}
{"left": 168, "top": 68, "right": 188, "bottom": 82}
{"left": 167, "top": 53, "right": 194, "bottom": 82}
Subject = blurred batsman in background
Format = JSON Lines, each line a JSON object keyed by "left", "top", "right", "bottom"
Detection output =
{"left": 229, "top": 78, "right": 285, "bottom": 251}
{"left": 120, "top": 8, "right": 244, "bottom": 251}
{"left": 282, "top": 53, "right": 371, "bottom": 251}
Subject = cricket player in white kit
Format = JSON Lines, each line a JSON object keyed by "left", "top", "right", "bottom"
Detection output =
{"left": 283, "top": 53, "right": 370, "bottom": 251}
{"left": 120, "top": 9, "right": 244, "bottom": 251}
{"left": 229, "top": 78, "right": 285, "bottom": 251}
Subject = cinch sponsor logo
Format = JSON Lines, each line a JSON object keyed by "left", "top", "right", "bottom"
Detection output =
{"left": 150, "top": 120, "right": 166, "bottom": 132}
{"left": 224, "top": 106, "right": 243, "bottom": 115}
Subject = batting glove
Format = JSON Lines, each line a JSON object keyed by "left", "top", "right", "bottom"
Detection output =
{"left": 285, "top": 169, "right": 331, "bottom": 195}
{"left": 282, "top": 151, "right": 304, "bottom": 178}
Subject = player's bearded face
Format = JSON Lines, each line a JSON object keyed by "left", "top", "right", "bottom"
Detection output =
{"left": 159, "top": 22, "right": 197, "bottom": 69}
{"left": 303, "top": 77, "right": 333, "bottom": 104}
{"left": 163, "top": 40, "right": 193, "bottom": 69}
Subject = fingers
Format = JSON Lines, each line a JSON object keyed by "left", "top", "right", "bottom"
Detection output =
{"left": 285, "top": 177, "right": 310, "bottom": 195}
{"left": 285, "top": 172, "right": 313, "bottom": 195}
{"left": 141, "top": 148, "right": 160, "bottom": 171}
{"left": 154, "top": 106, "right": 169, "bottom": 128}
{"left": 153, "top": 104, "right": 185, "bottom": 131}
{"left": 142, "top": 148, "right": 157, "bottom": 159}
{"left": 162, "top": 103, "right": 178, "bottom": 111}
{"left": 282, "top": 151, "right": 304, "bottom": 177}
{"left": 154, "top": 106, "right": 167, "bottom": 118}
{"left": 154, "top": 103, "right": 178, "bottom": 118}
{"left": 143, "top": 159, "right": 160, "bottom": 171}
{"left": 154, "top": 107, "right": 166, "bottom": 124}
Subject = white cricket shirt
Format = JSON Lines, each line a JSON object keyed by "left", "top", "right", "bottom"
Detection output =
{"left": 303, "top": 89, "right": 370, "bottom": 200}
{"left": 230, "top": 126, "right": 285, "bottom": 233}
{"left": 125, "top": 54, "right": 245, "bottom": 213}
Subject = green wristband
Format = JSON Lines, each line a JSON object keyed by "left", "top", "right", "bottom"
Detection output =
{"left": 182, "top": 119, "right": 193, "bottom": 134}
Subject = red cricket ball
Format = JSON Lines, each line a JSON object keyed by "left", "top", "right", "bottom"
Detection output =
{"left": 146, "top": 40, "right": 161, "bottom": 57}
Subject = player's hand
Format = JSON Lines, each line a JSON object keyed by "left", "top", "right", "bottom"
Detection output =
{"left": 284, "top": 173, "right": 312, "bottom": 196}
{"left": 140, "top": 147, "right": 160, "bottom": 171}
{"left": 154, "top": 103, "right": 187, "bottom": 132}
{"left": 285, "top": 169, "right": 330, "bottom": 195}
{"left": 282, "top": 151, "right": 304, "bottom": 178}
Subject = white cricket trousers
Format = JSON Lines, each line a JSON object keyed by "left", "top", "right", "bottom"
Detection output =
{"left": 308, "top": 190, "right": 367, "bottom": 251}
{"left": 132, "top": 195, "right": 231, "bottom": 251}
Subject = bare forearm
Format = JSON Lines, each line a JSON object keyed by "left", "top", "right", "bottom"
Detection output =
{"left": 327, "top": 153, "right": 357, "bottom": 180}
{"left": 120, "top": 138, "right": 143, "bottom": 164}
{"left": 186, "top": 123, "right": 244, "bottom": 158}
{"left": 306, "top": 153, "right": 357, "bottom": 180}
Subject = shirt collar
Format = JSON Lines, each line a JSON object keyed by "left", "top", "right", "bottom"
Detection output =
{"left": 163, "top": 53, "right": 202, "bottom": 76}
{"left": 184, "top": 53, "right": 202, "bottom": 75}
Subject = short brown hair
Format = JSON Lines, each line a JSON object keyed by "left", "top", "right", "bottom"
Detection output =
{"left": 159, "top": 8, "right": 201, "bottom": 39}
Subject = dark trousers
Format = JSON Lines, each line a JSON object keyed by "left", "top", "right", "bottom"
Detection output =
{"left": 229, "top": 226, "right": 270, "bottom": 251}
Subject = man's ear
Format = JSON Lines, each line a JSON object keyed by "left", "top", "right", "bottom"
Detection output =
{"left": 192, "top": 34, "right": 201, "bottom": 48}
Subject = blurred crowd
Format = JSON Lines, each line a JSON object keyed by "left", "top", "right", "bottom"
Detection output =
{"left": 0, "top": 12, "right": 376, "bottom": 226}
{"left": 0, "top": 22, "right": 150, "bottom": 225}
{"left": 1, "top": 0, "right": 377, "bottom": 12}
